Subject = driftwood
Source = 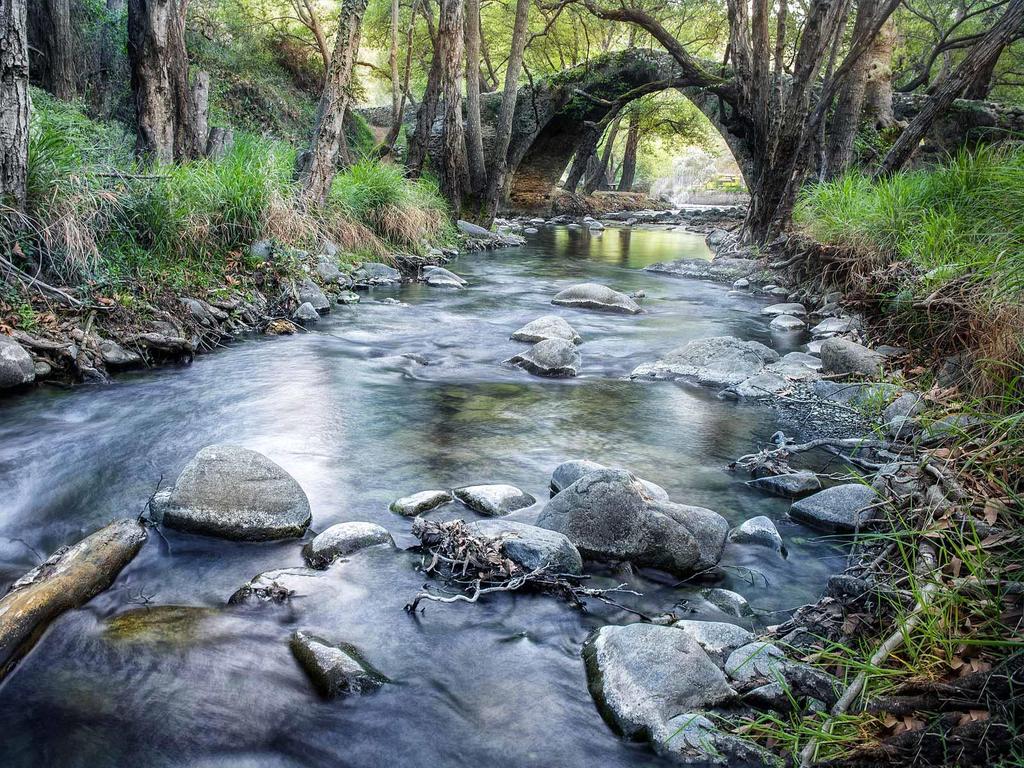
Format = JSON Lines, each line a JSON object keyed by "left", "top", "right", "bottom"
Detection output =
{"left": 0, "top": 519, "right": 148, "bottom": 680}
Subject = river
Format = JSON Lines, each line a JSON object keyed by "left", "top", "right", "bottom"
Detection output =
{"left": 0, "top": 225, "right": 844, "bottom": 768}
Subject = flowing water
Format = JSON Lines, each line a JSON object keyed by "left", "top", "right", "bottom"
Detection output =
{"left": 0, "top": 225, "right": 845, "bottom": 768}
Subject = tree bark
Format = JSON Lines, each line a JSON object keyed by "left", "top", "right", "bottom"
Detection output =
{"left": 563, "top": 124, "right": 602, "bottom": 193}
{"left": 378, "top": 0, "right": 415, "bottom": 159}
{"left": 584, "top": 114, "right": 621, "bottom": 194}
{"left": 127, "top": 0, "right": 205, "bottom": 163}
{"left": 296, "top": 0, "right": 368, "bottom": 205}
{"left": 98, "top": 0, "right": 126, "bottom": 118}
{"left": 618, "top": 112, "right": 641, "bottom": 191}
{"left": 0, "top": 0, "right": 29, "bottom": 212}
{"left": 877, "top": 0, "right": 1024, "bottom": 177}
{"left": 389, "top": 0, "right": 401, "bottom": 121}
{"left": 862, "top": 16, "right": 897, "bottom": 129}
{"left": 434, "top": 0, "right": 467, "bottom": 211}
{"left": 463, "top": 0, "right": 487, "bottom": 197}
{"left": 963, "top": 47, "right": 1002, "bottom": 100}
{"left": 478, "top": 0, "right": 531, "bottom": 220}
{"left": 28, "top": 0, "right": 75, "bottom": 100}
{"left": 823, "top": 0, "right": 876, "bottom": 178}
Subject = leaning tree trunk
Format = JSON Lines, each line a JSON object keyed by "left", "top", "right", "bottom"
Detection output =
{"left": 876, "top": 0, "right": 1024, "bottom": 178}
{"left": 617, "top": 112, "right": 641, "bottom": 191}
{"left": 963, "top": 47, "right": 1001, "bottom": 100}
{"left": 296, "top": 0, "right": 368, "bottom": 204}
{"left": 463, "top": 0, "right": 487, "bottom": 198}
{"left": 862, "top": 16, "right": 897, "bottom": 130}
{"left": 28, "top": 0, "right": 75, "bottom": 100}
{"left": 563, "top": 123, "right": 602, "bottom": 193}
{"left": 0, "top": 0, "right": 29, "bottom": 212}
{"left": 478, "top": 0, "right": 530, "bottom": 220}
{"left": 127, "top": 0, "right": 205, "bottom": 163}
{"left": 583, "top": 115, "right": 621, "bottom": 195}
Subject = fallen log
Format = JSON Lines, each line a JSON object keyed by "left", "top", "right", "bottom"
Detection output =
{"left": 0, "top": 519, "right": 148, "bottom": 680}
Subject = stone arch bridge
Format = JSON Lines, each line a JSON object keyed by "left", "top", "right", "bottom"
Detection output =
{"left": 360, "top": 49, "right": 1022, "bottom": 214}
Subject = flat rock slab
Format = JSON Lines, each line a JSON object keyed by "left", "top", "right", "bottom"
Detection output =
{"left": 549, "top": 459, "right": 669, "bottom": 501}
{"left": 152, "top": 445, "right": 312, "bottom": 541}
{"left": 583, "top": 623, "right": 734, "bottom": 738}
{"left": 762, "top": 302, "right": 807, "bottom": 316}
{"left": 506, "top": 338, "right": 581, "bottom": 377}
{"left": 510, "top": 315, "right": 582, "bottom": 344}
{"left": 389, "top": 489, "right": 454, "bottom": 517}
{"left": 302, "top": 522, "right": 393, "bottom": 569}
{"left": 467, "top": 519, "right": 582, "bottom": 575}
{"left": 631, "top": 336, "right": 779, "bottom": 387}
{"left": 537, "top": 469, "right": 727, "bottom": 576}
{"left": 457, "top": 219, "right": 494, "bottom": 238}
{"left": 453, "top": 484, "right": 536, "bottom": 516}
{"left": 290, "top": 631, "right": 388, "bottom": 698}
{"left": 551, "top": 283, "right": 641, "bottom": 314}
{"left": 789, "top": 483, "right": 879, "bottom": 533}
{"left": 746, "top": 471, "right": 821, "bottom": 498}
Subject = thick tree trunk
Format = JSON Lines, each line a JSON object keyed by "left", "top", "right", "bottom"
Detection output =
{"left": 463, "top": 0, "right": 487, "bottom": 198}
{"left": 127, "top": 0, "right": 205, "bottom": 163}
{"left": 0, "top": 0, "right": 29, "bottom": 212}
{"left": 584, "top": 115, "right": 621, "bottom": 195}
{"left": 862, "top": 16, "right": 896, "bottom": 130}
{"left": 434, "top": 0, "right": 467, "bottom": 212}
{"left": 877, "top": 0, "right": 1024, "bottom": 178}
{"left": 618, "top": 113, "right": 641, "bottom": 191}
{"left": 823, "top": 0, "right": 877, "bottom": 178}
{"left": 563, "top": 123, "right": 602, "bottom": 193}
{"left": 963, "top": 49, "right": 1001, "bottom": 100}
{"left": 296, "top": 0, "right": 368, "bottom": 205}
{"left": 28, "top": 0, "right": 75, "bottom": 100}
{"left": 479, "top": 0, "right": 530, "bottom": 220}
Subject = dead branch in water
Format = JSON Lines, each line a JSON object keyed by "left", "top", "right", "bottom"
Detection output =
{"left": 404, "top": 518, "right": 644, "bottom": 615}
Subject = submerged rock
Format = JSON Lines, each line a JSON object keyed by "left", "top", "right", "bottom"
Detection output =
{"left": 549, "top": 459, "right": 669, "bottom": 501}
{"left": 506, "top": 338, "right": 581, "bottom": 377}
{"left": 645, "top": 257, "right": 761, "bottom": 283}
{"left": 302, "top": 522, "right": 393, "bottom": 569}
{"left": 820, "top": 338, "right": 883, "bottom": 376}
{"left": 352, "top": 262, "right": 401, "bottom": 286}
{"left": 789, "top": 483, "right": 879, "bottom": 533}
{"left": 0, "top": 336, "right": 35, "bottom": 388}
{"left": 701, "top": 588, "right": 753, "bottom": 617}
{"left": 762, "top": 302, "right": 807, "bottom": 317}
{"left": 769, "top": 314, "right": 805, "bottom": 332}
{"left": 551, "top": 283, "right": 641, "bottom": 314}
{"left": 583, "top": 623, "right": 734, "bottom": 738}
{"left": 297, "top": 279, "right": 330, "bottom": 313}
{"left": 104, "top": 605, "right": 218, "bottom": 647}
{"left": 631, "top": 336, "right": 779, "bottom": 387}
{"left": 510, "top": 315, "right": 582, "bottom": 344}
{"left": 290, "top": 631, "right": 388, "bottom": 698}
{"left": 389, "top": 489, "right": 454, "bottom": 517}
{"left": 747, "top": 471, "right": 821, "bottom": 498}
{"left": 453, "top": 484, "right": 536, "bottom": 516}
{"left": 151, "top": 444, "right": 312, "bottom": 541}
{"left": 728, "top": 516, "right": 784, "bottom": 552}
{"left": 228, "top": 567, "right": 323, "bottom": 604}
{"left": 537, "top": 469, "right": 727, "bottom": 576}
{"left": 422, "top": 266, "right": 466, "bottom": 287}
{"left": 467, "top": 519, "right": 583, "bottom": 575}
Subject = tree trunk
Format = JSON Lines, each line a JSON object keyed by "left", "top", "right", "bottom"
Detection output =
{"left": 378, "top": 0, "right": 415, "bottom": 160}
{"left": 296, "top": 0, "right": 368, "bottom": 205}
{"left": 963, "top": 49, "right": 1001, "bottom": 100}
{"left": 434, "top": 0, "right": 467, "bottom": 212}
{"left": 0, "top": 0, "right": 29, "bottom": 212}
{"left": 28, "top": 0, "right": 75, "bottom": 100}
{"left": 127, "top": 0, "right": 205, "bottom": 163}
{"left": 618, "top": 112, "right": 641, "bottom": 191}
{"left": 876, "top": 0, "right": 1024, "bottom": 178}
{"left": 584, "top": 115, "right": 621, "bottom": 195}
{"left": 862, "top": 16, "right": 896, "bottom": 130}
{"left": 478, "top": 0, "right": 530, "bottom": 220}
{"left": 463, "top": 0, "right": 487, "bottom": 198}
{"left": 388, "top": 0, "right": 400, "bottom": 120}
{"left": 823, "top": 0, "right": 876, "bottom": 178}
{"left": 98, "top": 0, "right": 126, "bottom": 118}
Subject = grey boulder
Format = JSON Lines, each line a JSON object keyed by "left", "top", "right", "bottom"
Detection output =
{"left": 422, "top": 266, "right": 466, "bottom": 287}
{"left": 506, "top": 338, "right": 580, "bottom": 377}
{"left": 467, "top": 519, "right": 582, "bottom": 575}
{"left": 584, "top": 623, "right": 734, "bottom": 739}
{"left": 151, "top": 444, "right": 312, "bottom": 541}
{"left": 820, "top": 338, "right": 884, "bottom": 376}
{"left": 454, "top": 484, "right": 536, "bottom": 516}
{"left": 728, "top": 516, "right": 784, "bottom": 552}
{"left": 457, "top": 219, "right": 493, "bottom": 238}
{"left": 701, "top": 587, "right": 753, "bottom": 617}
{"left": 789, "top": 483, "right": 879, "bottom": 533}
{"left": 810, "top": 316, "right": 862, "bottom": 337}
{"left": 297, "top": 279, "right": 330, "bottom": 313}
{"left": 98, "top": 338, "right": 143, "bottom": 369}
{"left": 631, "top": 336, "right": 779, "bottom": 387}
{"left": 762, "top": 303, "right": 806, "bottom": 317}
{"left": 510, "top": 315, "right": 582, "bottom": 344}
{"left": 549, "top": 459, "right": 669, "bottom": 501}
{"left": 537, "top": 469, "right": 728, "bottom": 576}
{"left": 551, "top": 283, "right": 641, "bottom": 314}
{"left": 290, "top": 631, "right": 388, "bottom": 698}
{"left": 302, "top": 522, "right": 393, "bottom": 568}
{"left": 672, "top": 620, "right": 754, "bottom": 664}
{"left": 747, "top": 471, "right": 821, "bottom": 498}
{"left": 315, "top": 256, "right": 344, "bottom": 284}
{"left": 651, "top": 713, "right": 781, "bottom": 767}
{"left": 353, "top": 262, "right": 401, "bottom": 286}
{"left": 769, "top": 314, "right": 806, "bottom": 332}
{"left": 0, "top": 336, "right": 34, "bottom": 388}
{"left": 292, "top": 302, "right": 320, "bottom": 325}
{"left": 389, "top": 489, "right": 454, "bottom": 516}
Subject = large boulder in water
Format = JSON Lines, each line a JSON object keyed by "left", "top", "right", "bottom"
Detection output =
{"left": 453, "top": 484, "right": 536, "bottom": 516}
{"left": 302, "top": 522, "right": 393, "bottom": 568}
{"left": 789, "top": 483, "right": 879, "bottom": 533}
{"left": 583, "top": 623, "right": 734, "bottom": 738}
{"left": 506, "top": 338, "right": 581, "bottom": 377}
{"left": 537, "top": 469, "right": 728, "bottom": 575}
{"left": 152, "top": 445, "right": 312, "bottom": 541}
{"left": 290, "top": 631, "right": 388, "bottom": 699}
{"left": 631, "top": 336, "right": 779, "bottom": 387}
{"left": 551, "top": 283, "right": 641, "bottom": 314}
{"left": 549, "top": 459, "right": 669, "bottom": 501}
{"left": 467, "top": 519, "right": 583, "bottom": 575}
{"left": 0, "top": 336, "right": 35, "bottom": 388}
{"left": 422, "top": 266, "right": 466, "bottom": 287}
{"left": 510, "top": 315, "right": 582, "bottom": 344}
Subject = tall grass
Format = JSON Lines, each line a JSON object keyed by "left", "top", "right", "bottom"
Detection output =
{"left": 2, "top": 89, "right": 450, "bottom": 292}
